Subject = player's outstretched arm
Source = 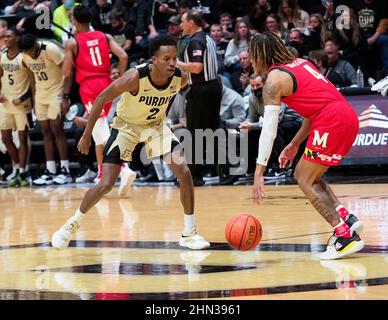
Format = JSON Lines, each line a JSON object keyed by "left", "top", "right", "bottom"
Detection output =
{"left": 78, "top": 68, "right": 139, "bottom": 155}
{"left": 252, "top": 70, "right": 292, "bottom": 204}
{"left": 106, "top": 33, "right": 128, "bottom": 77}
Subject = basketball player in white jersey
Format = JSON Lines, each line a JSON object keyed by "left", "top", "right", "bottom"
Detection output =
{"left": 20, "top": 33, "right": 71, "bottom": 185}
{"left": 52, "top": 35, "right": 210, "bottom": 250}
{"left": 0, "top": 28, "right": 32, "bottom": 186}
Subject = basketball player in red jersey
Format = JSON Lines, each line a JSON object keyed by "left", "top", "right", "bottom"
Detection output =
{"left": 63, "top": 5, "right": 135, "bottom": 194}
{"left": 249, "top": 32, "right": 364, "bottom": 260}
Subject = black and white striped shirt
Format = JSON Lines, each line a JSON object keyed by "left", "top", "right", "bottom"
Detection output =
{"left": 183, "top": 31, "right": 218, "bottom": 85}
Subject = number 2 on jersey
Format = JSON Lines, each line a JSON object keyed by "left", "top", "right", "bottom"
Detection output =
{"left": 303, "top": 64, "right": 328, "bottom": 83}
{"left": 89, "top": 46, "right": 102, "bottom": 66}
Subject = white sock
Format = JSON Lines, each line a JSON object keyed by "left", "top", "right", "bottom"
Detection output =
{"left": 66, "top": 208, "right": 86, "bottom": 226}
{"left": 46, "top": 161, "right": 56, "bottom": 175}
{"left": 184, "top": 213, "right": 196, "bottom": 233}
{"left": 20, "top": 167, "right": 25, "bottom": 173}
{"left": 74, "top": 208, "right": 86, "bottom": 221}
{"left": 61, "top": 160, "right": 70, "bottom": 172}
{"left": 13, "top": 164, "right": 20, "bottom": 172}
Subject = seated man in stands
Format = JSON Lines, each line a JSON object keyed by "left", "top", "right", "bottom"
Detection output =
{"left": 309, "top": 49, "right": 345, "bottom": 88}
{"left": 324, "top": 40, "right": 358, "bottom": 87}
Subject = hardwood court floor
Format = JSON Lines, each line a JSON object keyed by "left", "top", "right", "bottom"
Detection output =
{"left": 0, "top": 181, "right": 387, "bottom": 300}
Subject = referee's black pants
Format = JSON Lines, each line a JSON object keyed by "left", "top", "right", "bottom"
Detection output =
{"left": 186, "top": 79, "right": 222, "bottom": 181}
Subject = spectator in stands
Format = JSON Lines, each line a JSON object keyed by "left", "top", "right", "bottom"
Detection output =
{"left": 219, "top": 12, "right": 234, "bottom": 42}
{"left": 11, "top": 1, "right": 53, "bottom": 37}
{"left": 245, "top": 0, "right": 268, "bottom": 34}
{"left": 367, "top": 18, "right": 388, "bottom": 78}
{"left": 147, "top": 0, "right": 178, "bottom": 40}
{"left": 166, "top": 15, "right": 181, "bottom": 39}
{"left": 20, "top": 33, "right": 71, "bottom": 185}
{"left": 0, "top": 19, "right": 7, "bottom": 50}
{"left": 53, "top": 0, "right": 79, "bottom": 45}
{"left": 351, "top": 0, "right": 388, "bottom": 38}
{"left": 112, "top": 0, "right": 148, "bottom": 47}
{"left": 210, "top": 24, "right": 228, "bottom": 76}
{"left": 324, "top": 39, "right": 358, "bottom": 86}
{"left": 309, "top": 49, "right": 345, "bottom": 87}
{"left": 278, "top": 0, "right": 309, "bottom": 35}
{"left": 305, "top": 13, "right": 327, "bottom": 51}
{"left": 224, "top": 20, "right": 250, "bottom": 74}
{"left": 109, "top": 8, "right": 135, "bottom": 55}
{"left": 218, "top": 0, "right": 250, "bottom": 20}
{"left": 265, "top": 13, "right": 288, "bottom": 44}
{"left": 230, "top": 50, "right": 254, "bottom": 94}
{"left": 90, "top": 0, "right": 112, "bottom": 34}
{"left": 288, "top": 28, "right": 309, "bottom": 58}
{"left": 331, "top": 8, "right": 368, "bottom": 72}
{"left": 4, "top": 0, "right": 39, "bottom": 19}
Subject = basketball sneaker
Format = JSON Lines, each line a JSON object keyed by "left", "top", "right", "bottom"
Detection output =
{"left": 179, "top": 228, "right": 210, "bottom": 250}
{"left": 94, "top": 168, "right": 102, "bottom": 184}
{"left": 344, "top": 214, "right": 363, "bottom": 234}
{"left": 8, "top": 171, "right": 31, "bottom": 187}
{"left": 53, "top": 167, "right": 72, "bottom": 185}
{"left": 118, "top": 165, "right": 136, "bottom": 197}
{"left": 320, "top": 232, "right": 364, "bottom": 260}
{"left": 33, "top": 169, "right": 55, "bottom": 185}
{"left": 51, "top": 219, "right": 80, "bottom": 249}
{"left": 75, "top": 169, "right": 97, "bottom": 183}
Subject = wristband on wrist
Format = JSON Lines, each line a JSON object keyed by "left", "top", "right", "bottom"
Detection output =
{"left": 63, "top": 94, "right": 70, "bottom": 100}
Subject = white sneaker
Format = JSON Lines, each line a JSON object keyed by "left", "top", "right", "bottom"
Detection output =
{"left": 179, "top": 230, "right": 210, "bottom": 250}
{"left": 6, "top": 170, "right": 18, "bottom": 182}
{"left": 33, "top": 170, "right": 55, "bottom": 185}
{"left": 75, "top": 169, "right": 97, "bottom": 183}
{"left": 320, "top": 233, "right": 365, "bottom": 260}
{"left": 118, "top": 165, "right": 136, "bottom": 197}
{"left": 51, "top": 220, "right": 80, "bottom": 249}
{"left": 53, "top": 167, "right": 72, "bottom": 185}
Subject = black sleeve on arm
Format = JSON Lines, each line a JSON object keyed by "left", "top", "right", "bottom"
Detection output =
{"left": 187, "top": 37, "right": 205, "bottom": 63}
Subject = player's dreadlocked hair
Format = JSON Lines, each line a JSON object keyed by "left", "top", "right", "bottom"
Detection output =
{"left": 249, "top": 32, "right": 295, "bottom": 72}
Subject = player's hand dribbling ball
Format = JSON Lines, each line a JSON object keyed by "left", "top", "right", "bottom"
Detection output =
{"left": 225, "top": 214, "right": 262, "bottom": 251}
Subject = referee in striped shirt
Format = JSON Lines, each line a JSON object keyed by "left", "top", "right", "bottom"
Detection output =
{"left": 177, "top": 10, "right": 222, "bottom": 186}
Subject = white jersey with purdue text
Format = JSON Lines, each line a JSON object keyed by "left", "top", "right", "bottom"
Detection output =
{"left": 114, "top": 63, "right": 182, "bottom": 126}
{"left": 0, "top": 49, "right": 31, "bottom": 113}
{"left": 22, "top": 41, "right": 64, "bottom": 99}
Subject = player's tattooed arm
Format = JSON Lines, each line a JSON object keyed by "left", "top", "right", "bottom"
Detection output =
{"left": 263, "top": 69, "right": 293, "bottom": 106}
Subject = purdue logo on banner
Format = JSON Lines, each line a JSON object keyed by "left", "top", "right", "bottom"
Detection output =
{"left": 353, "top": 105, "right": 388, "bottom": 147}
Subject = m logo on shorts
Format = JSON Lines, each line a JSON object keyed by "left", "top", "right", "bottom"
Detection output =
{"left": 312, "top": 130, "right": 329, "bottom": 148}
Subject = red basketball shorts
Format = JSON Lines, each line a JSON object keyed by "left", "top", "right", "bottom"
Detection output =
{"left": 79, "top": 77, "right": 112, "bottom": 118}
{"left": 304, "top": 102, "right": 359, "bottom": 166}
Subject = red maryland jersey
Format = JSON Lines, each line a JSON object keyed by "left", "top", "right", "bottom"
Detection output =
{"left": 75, "top": 31, "right": 111, "bottom": 85}
{"left": 269, "top": 58, "right": 350, "bottom": 119}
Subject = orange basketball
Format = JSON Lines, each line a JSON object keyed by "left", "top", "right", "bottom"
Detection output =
{"left": 225, "top": 214, "right": 262, "bottom": 251}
